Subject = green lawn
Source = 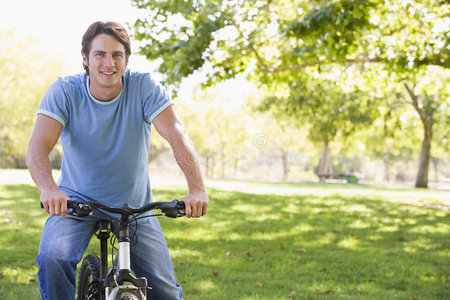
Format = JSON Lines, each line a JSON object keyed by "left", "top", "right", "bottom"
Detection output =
{"left": 0, "top": 180, "right": 449, "bottom": 299}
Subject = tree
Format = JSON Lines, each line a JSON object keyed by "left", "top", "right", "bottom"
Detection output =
{"left": 130, "top": 0, "right": 450, "bottom": 187}
{"left": 130, "top": 0, "right": 385, "bottom": 85}
{"left": 173, "top": 82, "right": 252, "bottom": 178}
{"left": 358, "top": 98, "right": 421, "bottom": 183}
{"left": 279, "top": 0, "right": 450, "bottom": 187}
{"left": 259, "top": 66, "right": 380, "bottom": 179}
{"left": 402, "top": 67, "right": 450, "bottom": 186}
{"left": 251, "top": 112, "right": 311, "bottom": 181}
{"left": 0, "top": 31, "right": 63, "bottom": 168}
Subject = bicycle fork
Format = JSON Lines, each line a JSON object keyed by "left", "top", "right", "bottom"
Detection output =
{"left": 102, "top": 217, "right": 147, "bottom": 299}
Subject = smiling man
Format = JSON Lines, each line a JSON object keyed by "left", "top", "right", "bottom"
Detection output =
{"left": 82, "top": 32, "right": 127, "bottom": 100}
{"left": 26, "top": 21, "right": 208, "bottom": 300}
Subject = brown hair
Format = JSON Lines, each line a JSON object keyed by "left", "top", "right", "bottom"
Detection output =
{"left": 81, "top": 21, "right": 131, "bottom": 74}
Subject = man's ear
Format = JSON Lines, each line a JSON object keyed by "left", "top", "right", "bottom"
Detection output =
{"left": 82, "top": 53, "right": 89, "bottom": 67}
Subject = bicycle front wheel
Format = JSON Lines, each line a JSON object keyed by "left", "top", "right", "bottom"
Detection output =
{"left": 77, "top": 254, "right": 102, "bottom": 300}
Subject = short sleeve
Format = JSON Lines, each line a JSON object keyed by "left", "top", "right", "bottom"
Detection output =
{"left": 141, "top": 74, "right": 173, "bottom": 122}
{"left": 38, "top": 78, "right": 69, "bottom": 127}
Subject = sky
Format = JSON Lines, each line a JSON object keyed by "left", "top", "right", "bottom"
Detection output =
{"left": 0, "top": 0, "right": 154, "bottom": 74}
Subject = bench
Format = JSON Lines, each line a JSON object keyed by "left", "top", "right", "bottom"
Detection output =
{"left": 316, "top": 173, "right": 358, "bottom": 184}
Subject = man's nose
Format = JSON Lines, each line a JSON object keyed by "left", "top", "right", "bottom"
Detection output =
{"left": 104, "top": 55, "right": 115, "bottom": 67}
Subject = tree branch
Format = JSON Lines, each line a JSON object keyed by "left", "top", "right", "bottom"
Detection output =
{"left": 404, "top": 83, "right": 426, "bottom": 126}
{"left": 267, "top": 57, "right": 383, "bottom": 73}
{"left": 229, "top": 14, "right": 271, "bottom": 73}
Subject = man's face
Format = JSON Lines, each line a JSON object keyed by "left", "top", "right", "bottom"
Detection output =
{"left": 82, "top": 33, "right": 128, "bottom": 100}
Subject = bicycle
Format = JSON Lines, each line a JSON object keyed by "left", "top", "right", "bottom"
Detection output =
{"left": 44, "top": 199, "right": 185, "bottom": 300}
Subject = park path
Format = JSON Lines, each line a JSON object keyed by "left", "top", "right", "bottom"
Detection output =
{"left": 0, "top": 169, "right": 35, "bottom": 185}
{"left": 1, "top": 169, "right": 448, "bottom": 203}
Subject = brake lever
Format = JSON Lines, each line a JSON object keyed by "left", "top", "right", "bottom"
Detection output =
{"left": 176, "top": 200, "right": 186, "bottom": 217}
{"left": 160, "top": 200, "right": 185, "bottom": 218}
{"left": 67, "top": 201, "right": 93, "bottom": 217}
{"left": 40, "top": 200, "right": 93, "bottom": 217}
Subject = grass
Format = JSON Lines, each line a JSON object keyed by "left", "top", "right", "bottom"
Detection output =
{"left": 0, "top": 179, "right": 449, "bottom": 299}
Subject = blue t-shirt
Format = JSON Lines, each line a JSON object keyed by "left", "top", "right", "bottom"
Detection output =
{"left": 38, "top": 69, "right": 172, "bottom": 208}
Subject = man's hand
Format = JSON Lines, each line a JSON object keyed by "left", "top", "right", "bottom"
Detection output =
{"left": 27, "top": 114, "right": 67, "bottom": 216}
{"left": 181, "top": 190, "right": 209, "bottom": 218}
{"left": 40, "top": 189, "right": 70, "bottom": 216}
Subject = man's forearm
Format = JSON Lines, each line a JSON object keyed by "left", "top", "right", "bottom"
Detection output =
{"left": 152, "top": 106, "right": 208, "bottom": 217}
{"left": 27, "top": 114, "right": 68, "bottom": 215}
{"left": 170, "top": 131, "right": 205, "bottom": 192}
{"left": 26, "top": 146, "right": 58, "bottom": 193}
{"left": 169, "top": 129, "right": 208, "bottom": 218}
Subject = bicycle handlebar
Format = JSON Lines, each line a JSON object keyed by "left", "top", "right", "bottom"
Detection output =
{"left": 40, "top": 200, "right": 186, "bottom": 218}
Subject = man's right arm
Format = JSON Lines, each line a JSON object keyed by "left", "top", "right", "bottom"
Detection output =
{"left": 26, "top": 114, "right": 69, "bottom": 216}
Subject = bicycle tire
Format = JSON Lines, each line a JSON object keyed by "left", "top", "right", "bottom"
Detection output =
{"left": 77, "top": 254, "right": 102, "bottom": 300}
{"left": 120, "top": 295, "right": 139, "bottom": 300}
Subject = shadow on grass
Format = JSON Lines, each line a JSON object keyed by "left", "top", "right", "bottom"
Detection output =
{"left": 0, "top": 184, "right": 448, "bottom": 299}
{"left": 155, "top": 187, "right": 450, "bottom": 300}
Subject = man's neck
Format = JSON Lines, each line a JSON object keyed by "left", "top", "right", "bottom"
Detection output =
{"left": 89, "top": 80, "right": 122, "bottom": 102}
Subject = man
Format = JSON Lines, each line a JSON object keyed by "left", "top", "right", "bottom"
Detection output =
{"left": 26, "top": 21, "right": 208, "bottom": 299}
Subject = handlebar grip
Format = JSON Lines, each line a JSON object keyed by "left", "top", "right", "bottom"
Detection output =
{"left": 40, "top": 199, "right": 73, "bottom": 209}
{"left": 40, "top": 200, "right": 92, "bottom": 218}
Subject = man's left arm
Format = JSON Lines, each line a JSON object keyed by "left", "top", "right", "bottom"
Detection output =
{"left": 152, "top": 105, "right": 208, "bottom": 218}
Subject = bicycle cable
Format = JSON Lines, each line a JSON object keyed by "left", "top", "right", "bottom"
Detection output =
{"left": 108, "top": 212, "right": 160, "bottom": 267}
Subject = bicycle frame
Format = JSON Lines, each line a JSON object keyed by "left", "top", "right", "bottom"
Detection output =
{"left": 65, "top": 200, "right": 185, "bottom": 300}
{"left": 103, "top": 214, "right": 147, "bottom": 299}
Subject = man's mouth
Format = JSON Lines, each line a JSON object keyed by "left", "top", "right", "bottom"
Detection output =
{"left": 101, "top": 71, "right": 116, "bottom": 75}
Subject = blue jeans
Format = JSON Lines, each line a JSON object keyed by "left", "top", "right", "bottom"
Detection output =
{"left": 36, "top": 211, "right": 183, "bottom": 300}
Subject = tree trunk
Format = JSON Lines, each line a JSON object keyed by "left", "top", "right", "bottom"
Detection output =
{"left": 210, "top": 155, "right": 217, "bottom": 178}
{"left": 220, "top": 147, "right": 225, "bottom": 179}
{"left": 233, "top": 157, "right": 239, "bottom": 178}
{"left": 205, "top": 155, "right": 211, "bottom": 178}
{"left": 204, "top": 153, "right": 215, "bottom": 178}
{"left": 415, "top": 125, "right": 432, "bottom": 188}
{"left": 404, "top": 83, "right": 433, "bottom": 188}
{"left": 281, "top": 150, "right": 289, "bottom": 181}
{"left": 383, "top": 149, "right": 391, "bottom": 183}
{"left": 318, "top": 139, "right": 333, "bottom": 181}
